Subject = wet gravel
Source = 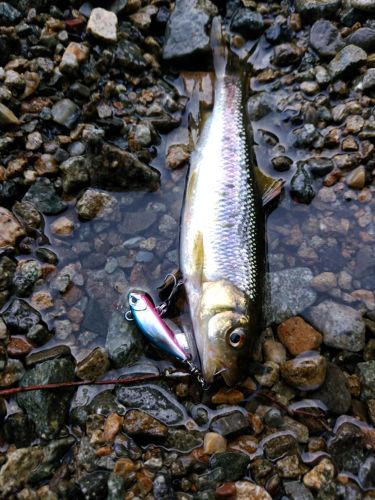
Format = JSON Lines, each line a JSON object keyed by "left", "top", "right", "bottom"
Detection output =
{"left": 0, "top": 0, "right": 374, "bottom": 498}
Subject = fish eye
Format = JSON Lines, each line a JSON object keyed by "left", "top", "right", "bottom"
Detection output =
{"left": 228, "top": 328, "right": 246, "bottom": 349}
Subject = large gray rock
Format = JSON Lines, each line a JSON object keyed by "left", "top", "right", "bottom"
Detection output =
{"left": 328, "top": 44, "right": 367, "bottom": 80}
{"left": 309, "top": 20, "right": 344, "bottom": 58}
{"left": 265, "top": 267, "right": 317, "bottom": 325}
{"left": 23, "top": 177, "right": 67, "bottom": 215}
{"left": 17, "top": 358, "right": 75, "bottom": 438}
{"left": 310, "top": 363, "right": 351, "bottom": 414}
{"left": 230, "top": 8, "right": 264, "bottom": 39}
{"left": 247, "top": 92, "right": 275, "bottom": 121}
{"left": 163, "top": 0, "right": 217, "bottom": 66}
{"left": 88, "top": 142, "right": 160, "bottom": 191}
{"left": 346, "top": 27, "right": 375, "bottom": 52}
{"left": 0, "top": 438, "right": 74, "bottom": 497}
{"left": 116, "top": 384, "right": 187, "bottom": 425}
{"left": 295, "top": 0, "right": 342, "bottom": 20}
{"left": 307, "top": 300, "right": 365, "bottom": 351}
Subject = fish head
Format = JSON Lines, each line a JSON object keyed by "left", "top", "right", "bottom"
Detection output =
{"left": 198, "top": 280, "right": 255, "bottom": 386}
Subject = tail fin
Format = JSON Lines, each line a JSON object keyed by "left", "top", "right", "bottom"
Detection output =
{"left": 210, "top": 16, "right": 227, "bottom": 79}
{"left": 210, "top": 17, "right": 252, "bottom": 80}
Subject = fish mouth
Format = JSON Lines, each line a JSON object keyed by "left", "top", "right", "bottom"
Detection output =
{"left": 201, "top": 351, "right": 239, "bottom": 386}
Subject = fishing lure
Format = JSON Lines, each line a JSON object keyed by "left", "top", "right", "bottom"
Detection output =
{"left": 125, "top": 289, "right": 207, "bottom": 388}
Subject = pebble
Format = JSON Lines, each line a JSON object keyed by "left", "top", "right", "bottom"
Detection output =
{"left": 7, "top": 337, "right": 32, "bottom": 358}
{"left": 277, "top": 317, "right": 322, "bottom": 355}
{"left": 346, "top": 27, "right": 375, "bottom": 52}
{"left": 211, "top": 388, "right": 244, "bottom": 405}
{"left": 76, "top": 189, "right": 118, "bottom": 220}
{"left": 281, "top": 352, "right": 327, "bottom": 390}
{"left": 235, "top": 481, "right": 271, "bottom": 500}
{"left": 284, "top": 481, "right": 314, "bottom": 500}
{"left": 25, "top": 131, "right": 43, "bottom": 151}
{"left": 103, "top": 413, "right": 123, "bottom": 442}
{"left": 346, "top": 165, "right": 366, "bottom": 189}
{"left": 362, "top": 68, "right": 375, "bottom": 92}
{"left": 271, "top": 156, "right": 292, "bottom": 172}
{"left": 166, "top": 144, "right": 190, "bottom": 169}
{"left": 0, "top": 359, "right": 24, "bottom": 387}
{"left": 307, "top": 300, "right": 365, "bottom": 351}
{"left": 328, "top": 45, "right": 367, "bottom": 80}
{"left": 75, "top": 347, "right": 110, "bottom": 380}
{"left": 50, "top": 216, "right": 75, "bottom": 236}
{"left": 210, "top": 411, "right": 249, "bottom": 437}
{"left": 51, "top": 99, "right": 81, "bottom": 129}
{"left": 311, "top": 272, "right": 337, "bottom": 291}
{"left": 248, "top": 92, "right": 275, "bottom": 121}
{"left": 59, "top": 42, "right": 89, "bottom": 75}
{"left": 254, "top": 361, "right": 280, "bottom": 387}
{"left": 0, "top": 2, "right": 21, "bottom": 25}
{"left": 0, "top": 207, "right": 25, "bottom": 247}
{"left": 303, "top": 458, "right": 335, "bottom": 490}
{"left": 209, "top": 452, "right": 250, "bottom": 481}
{"left": 263, "top": 339, "right": 287, "bottom": 363}
{"left": 357, "top": 361, "right": 375, "bottom": 399}
{"left": 203, "top": 432, "right": 227, "bottom": 455}
{"left": 87, "top": 7, "right": 118, "bottom": 42}
{"left": 309, "top": 20, "right": 344, "bottom": 58}
{"left": 295, "top": 0, "right": 341, "bottom": 19}
{"left": 277, "top": 454, "right": 307, "bottom": 479}
{"left": 290, "top": 165, "right": 315, "bottom": 203}
{"left": 273, "top": 43, "right": 302, "bottom": 66}
{"left": 123, "top": 409, "right": 167, "bottom": 439}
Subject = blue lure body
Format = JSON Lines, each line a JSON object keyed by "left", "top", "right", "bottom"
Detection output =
{"left": 128, "top": 291, "right": 188, "bottom": 362}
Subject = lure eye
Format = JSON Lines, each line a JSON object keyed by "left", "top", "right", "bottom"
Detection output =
{"left": 130, "top": 295, "right": 138, "bottom": 305}
{"left": 228, "top": 328, "right": 246, "bottom": 349}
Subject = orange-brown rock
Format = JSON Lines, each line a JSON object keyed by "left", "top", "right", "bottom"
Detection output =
{"left": 215, "top": 482, "right": 236, "bottom": 498}
{"left": 7, "top": 337, "right": 32, "bottom": 358}
{"left": 123, "top": 409, "right": 167, "bottom": 439}
{"left": 104, "top": 413, "right": 123, "bottom": 442}
{"left": 0, "top": 208, "right": 25, "bottom": 247}
{"left": 277, "top": 316, "right": 322, "bottom": 356}
{"left": 211, "top": 388, "right": 244, "bottom": 405}
{"left": 113, "top": 458, "right": 136, "bottom": 476}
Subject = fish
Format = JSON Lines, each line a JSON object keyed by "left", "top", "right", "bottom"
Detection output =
{"left": 180, "top": 17, "right": 282, "bottom": 386}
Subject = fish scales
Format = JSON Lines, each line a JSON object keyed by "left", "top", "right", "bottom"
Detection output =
{"left": 181, "top": 74, "right": 263, "bottom": 301}
{"left": 180, "top": 43, "right": 265, "bottom": 385}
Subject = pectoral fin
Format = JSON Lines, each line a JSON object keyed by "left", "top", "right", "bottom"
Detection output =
{"left": 191, "top": 231, "right": 204, "bottom": 285}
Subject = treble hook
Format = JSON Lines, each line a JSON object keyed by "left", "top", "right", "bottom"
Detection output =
{"left": 184, "top": 359, "right": 210, "bottom": 390}
{"left": 156, "top": 273, "right": 184, "bottom": 317}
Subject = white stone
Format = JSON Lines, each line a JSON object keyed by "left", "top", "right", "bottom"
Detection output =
{"left": 87, "top": 8, "right": 117, "bottom": 42}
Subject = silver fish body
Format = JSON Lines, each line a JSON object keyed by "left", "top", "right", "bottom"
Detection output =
{"left": 180, "top": 49, "right": 265, "bottom": 386}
